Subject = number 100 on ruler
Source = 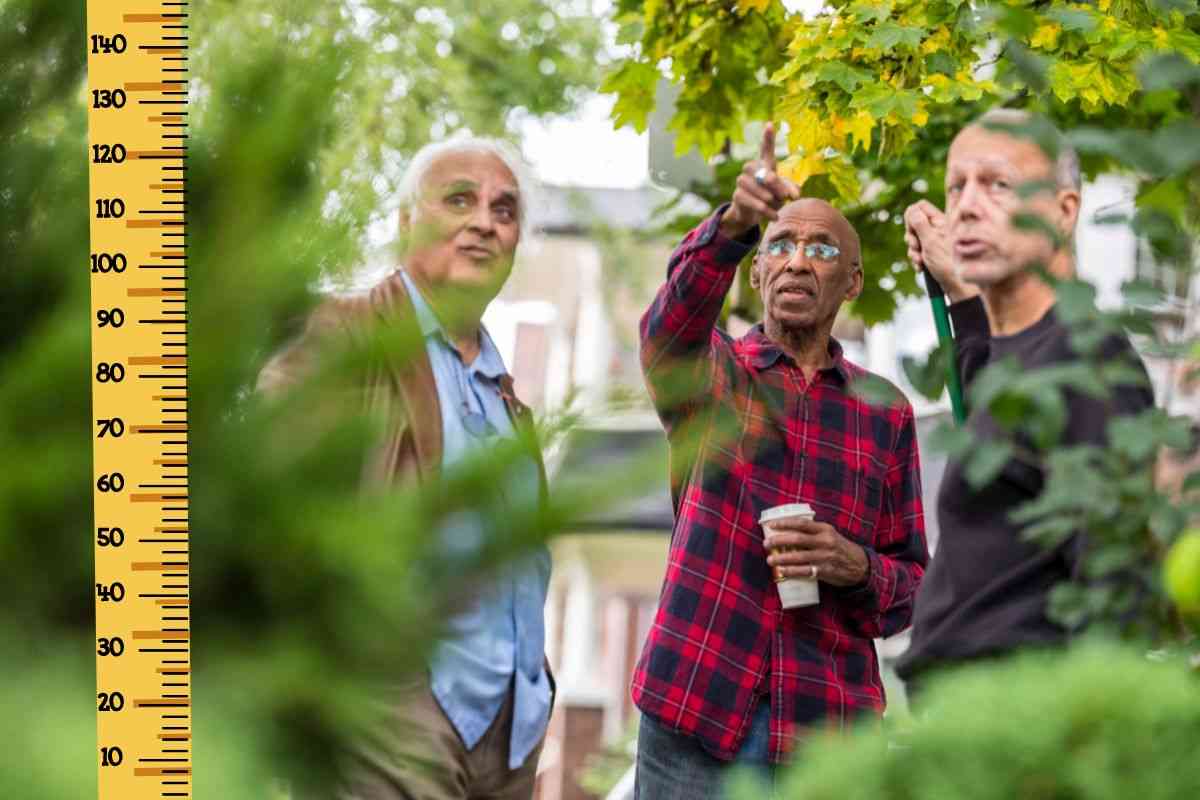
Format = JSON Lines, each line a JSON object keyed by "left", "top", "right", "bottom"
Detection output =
{"left": 88, "top": 2, "right": 191, "bottom": 797}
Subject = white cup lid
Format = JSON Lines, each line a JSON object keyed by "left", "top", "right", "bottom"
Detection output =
{"left": 759, "top": 503, "right": 815, "bottom": 524}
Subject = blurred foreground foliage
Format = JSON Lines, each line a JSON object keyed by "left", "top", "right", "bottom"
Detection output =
{"left": 728, "top": 643, "right": 1200, "bottom": 800}
{"left": 0, "top": 0, "right": 640, "bottom": 797}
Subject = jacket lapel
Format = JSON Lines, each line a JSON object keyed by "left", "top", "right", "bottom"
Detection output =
{"left": 369, "top": 270, "right": 443, "bottom": 477}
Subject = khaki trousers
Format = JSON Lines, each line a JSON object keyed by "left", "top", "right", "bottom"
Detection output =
{"left": 342, "top": 678, "right": 544, "bottom": 800}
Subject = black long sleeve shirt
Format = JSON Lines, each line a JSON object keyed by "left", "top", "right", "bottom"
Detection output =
{"left": 896, "top": 296, "right": 1154, "bottom": 685}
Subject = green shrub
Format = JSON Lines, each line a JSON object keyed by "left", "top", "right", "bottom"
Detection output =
{"left": 728, "top": 644, "right": 1200, "bottom": 800}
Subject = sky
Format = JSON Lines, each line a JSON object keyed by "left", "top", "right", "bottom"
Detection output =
{"left": 518, "top": 0, "right": 825, "bottom": 189}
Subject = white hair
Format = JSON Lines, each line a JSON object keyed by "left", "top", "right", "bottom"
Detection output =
{"left": 395, "top": 133, "right": 538, "bottom": 244}
{"left": 973, "top": 108, "right": 1081, "bottom": 192}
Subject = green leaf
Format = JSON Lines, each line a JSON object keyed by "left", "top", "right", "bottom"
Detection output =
{"left": 901, "top": 345, "right": 948, "bottom": 401}
{"left": 600, "top": 60, "right": 659, "bottom": 132}
{"left": 965, "top": 439, "right": 1015, "bottom": 489}
{"left": 813, "top": 61, "right": 873, "bottom": 92}
{"left": 849, "top": 1, "right": 895, "bottom": 24}
{"left": 865, "top": 21, "right": 925, "bottom": 52}
{"left": 1045, "top": 7, "right": 1097, "bottom": 34}
{"left": 1151, "top": 122, "right": 1200, "bottom": 174}
{"left": 986, "top": 5, "right": 1038, "bottom": 38}
{"left": 1047, "top": 582, "right": 1090, "bottom": 629}
{"left": 1108, "top": 416, "right": 1160, "bottom": 462}
{"left": 1083, "top": 542, "right": 1140, "bottom": 580}
{"left": 849, "top": 374, "right": 904, "bottom": 406}
{"left": 928, "top": 420, "right": 974, "bottom": 460}
{"left": 1054, "top": 280, "right": 1098, "bottom": 325}
{"left": 925, "top": 51, "right": 957, "bottom": 76}
{"left": 1151, "top": 503, "right": 1188, "bottom": 542}
{"left": 1166, "top": 28, "right": 1200, "bottom": 62}
{"left": 1001, "top": 40, "right": 1050, "bottom": 92}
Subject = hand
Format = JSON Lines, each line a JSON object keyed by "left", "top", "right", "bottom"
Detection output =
{"left": 719, "top": 122, "right": 801, "bottom": 239}
{"left": 763, "top": 519, "right": 869, "bottom": 588}
{"left": 903, "top": 200, "right": 978, "bottom": 303}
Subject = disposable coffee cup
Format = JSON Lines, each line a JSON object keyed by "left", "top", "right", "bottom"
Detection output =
{"left": 760, "top": 503, "right": 819, "bottom": 609}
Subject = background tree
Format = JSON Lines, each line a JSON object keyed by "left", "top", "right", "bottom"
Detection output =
{"left": 605, "top": 0, "right": 1200, "bottom": 643}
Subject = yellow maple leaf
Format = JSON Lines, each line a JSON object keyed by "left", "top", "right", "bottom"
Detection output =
{"left": 1099, "top": 0, "right": 1113, "bottom": 10}
{"left": 1030, "top": 22, "right": 1061, "bottom": 50}
{"left": 1153, "top": 27, "right": 1170, "bottom": 48}
{"left": 779, "top": 151, "right": 827, "bottom": 189}
{"left": 785, "top": 109, "right": 833, "bottom": 155}
{"left": 920, "top": 26, "right": 951, "bottom": 55}
{"left": 735, "top": 0, "right": 773, "bottom": 14}
{"left": 843, "top": 111, "right": 874, "bottom": 152}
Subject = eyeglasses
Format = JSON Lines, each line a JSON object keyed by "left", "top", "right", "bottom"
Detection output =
{"left": 461, "top": 404, "right": 499, "bottom": 439}
{"left": 763, "top": 239, "right": 841, "bottom": 262}
{"left": 456, "top": 366, "right": 500, "bottom": 439}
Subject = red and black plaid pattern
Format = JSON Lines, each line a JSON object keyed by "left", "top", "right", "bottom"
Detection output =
{"left": 632, "top": 207, "right": 928, "bottom": 763}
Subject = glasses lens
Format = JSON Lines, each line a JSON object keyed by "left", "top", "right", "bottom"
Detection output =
{"left": 767, "top": 240, "right": 794, "bottom": 258}
{"left": 804, "top": 243, "right": 840, "bottom": 261}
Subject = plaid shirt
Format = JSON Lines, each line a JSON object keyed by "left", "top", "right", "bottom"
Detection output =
{"left": 632, "top": 207, "right": 928, "bottom": 763}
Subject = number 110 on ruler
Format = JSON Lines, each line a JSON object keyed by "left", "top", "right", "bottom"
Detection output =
{"left": 88, "top": 2, "right": 191, "bottom": 797}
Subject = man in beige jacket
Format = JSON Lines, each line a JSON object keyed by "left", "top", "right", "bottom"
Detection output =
{"left": 259, "top": 136, "right": 553, "bottom": 800}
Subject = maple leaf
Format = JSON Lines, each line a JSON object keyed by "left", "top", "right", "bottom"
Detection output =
{"left": 843, "top": 110, "right": 874, "bottom": 152}
{"left": 1030, "top": 22, "right": 1061, "bottom": 50}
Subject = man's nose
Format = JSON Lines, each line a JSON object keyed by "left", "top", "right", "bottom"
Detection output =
{"left": 783, "top": 249, "right": 815, "bottom": 272}
{"left": 466, "top": 203, "right": 496, "bottom": 235}
{"left": 951, "top": 180, "right": 984, "bottom": 225}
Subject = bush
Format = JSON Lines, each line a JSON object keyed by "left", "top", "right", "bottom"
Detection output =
{"left": 728, "top": 643, "right": 1200, "bottom": 800}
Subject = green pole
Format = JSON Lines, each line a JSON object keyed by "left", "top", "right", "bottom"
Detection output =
{"left": 924, "top": 271, "right": 967, "bottom": 425}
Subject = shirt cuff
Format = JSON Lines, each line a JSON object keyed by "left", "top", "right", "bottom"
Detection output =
{"left": 948, "top": 295, "right": 990, "bottom": 339}
{"left": 688, "top": 203, "right": 760, "bottom": 265}
{"left": 831, "top": 545, "right": 879, "bottom": 597}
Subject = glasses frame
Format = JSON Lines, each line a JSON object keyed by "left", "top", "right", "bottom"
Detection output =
{"left": 762, "top": 239, "right": 841, "bottom": 263}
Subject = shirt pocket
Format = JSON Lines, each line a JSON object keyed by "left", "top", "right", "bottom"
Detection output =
{"left": 810, "top": 455, "right": 886, "bottom": 546}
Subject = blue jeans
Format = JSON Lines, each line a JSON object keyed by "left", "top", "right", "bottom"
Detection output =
{"left": 634, "top": 697, "right": 777, "bottom": 800}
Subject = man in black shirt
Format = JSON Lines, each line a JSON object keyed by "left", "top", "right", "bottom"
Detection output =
{"left": 894, "top": 109, "right": 1154, "bottom": 693}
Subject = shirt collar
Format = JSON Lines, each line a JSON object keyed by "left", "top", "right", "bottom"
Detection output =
{"left": 742, "top": 324, "right": 850, "bottom": 383}
{"left": 398, "top": 268, "right": 508, "bottom": 380}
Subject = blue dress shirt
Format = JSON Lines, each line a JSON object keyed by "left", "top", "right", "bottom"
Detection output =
{"left": 399, "top": 271, "right": 552, "bottom": 770}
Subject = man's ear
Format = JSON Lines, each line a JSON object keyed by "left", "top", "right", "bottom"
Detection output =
{"left": 845, "top": 263, "right": 864, "bottom": 302}
{"left": 1057, "top": 189, "right": 1081, "bottom": 239}
{"left": 749, "top": 255, "right": 762, "bottom": 290}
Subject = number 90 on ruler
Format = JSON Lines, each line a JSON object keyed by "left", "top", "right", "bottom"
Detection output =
{"left": 88, "top": 2, "right": 191, "bottom": 797}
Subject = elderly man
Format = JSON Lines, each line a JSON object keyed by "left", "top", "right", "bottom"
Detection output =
{"left": 258, "top": 136, "right": 552, "bottom": 800}
{"left": 632, "top": 125, "right": 929, "bottom": 797}
{"left": 895, "top": 110, "right": 1155, "bottom": 693}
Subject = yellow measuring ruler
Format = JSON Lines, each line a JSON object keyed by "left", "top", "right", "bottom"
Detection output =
{"left": 88, "top": 2, "right": 191, "bottom": 797}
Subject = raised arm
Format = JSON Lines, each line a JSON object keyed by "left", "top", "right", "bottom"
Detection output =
{"left": 640, "top": 124, "right": 799, "bottom": 432}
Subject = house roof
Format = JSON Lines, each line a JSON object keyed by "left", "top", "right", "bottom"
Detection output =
{"left": 550, "top": 417, "right": 674, "bottom": 532}
{"left": 531, "top": 184, "right": 708, "bottom": 235}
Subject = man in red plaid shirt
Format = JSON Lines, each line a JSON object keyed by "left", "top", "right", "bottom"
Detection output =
{"left": 632, "top": 126, "right": 929, "bottom": 797}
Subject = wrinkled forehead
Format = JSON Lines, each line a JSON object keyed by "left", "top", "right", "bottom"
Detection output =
{"left": 948, "top": 126, "right": 1054, "bottom": 179}
{"left": 771, "top": 201, "right": 845, "bottom": 237}
{"left": 421, "top": 150, "right": 520, "bottom": 196}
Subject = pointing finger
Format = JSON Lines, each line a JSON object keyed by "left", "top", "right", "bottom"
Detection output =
{"left": 760, "top": 122, "right": 777, "bottom": 174}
